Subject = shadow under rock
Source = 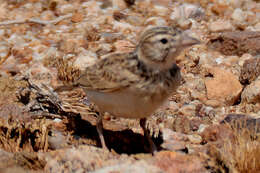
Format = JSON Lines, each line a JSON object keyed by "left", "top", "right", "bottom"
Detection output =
{"left": 66, "top": 115, "right": 163, "bottom": 154}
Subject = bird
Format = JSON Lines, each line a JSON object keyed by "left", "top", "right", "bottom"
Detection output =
{"left": 60, "top": 26, "right": 200, "bottom": 153}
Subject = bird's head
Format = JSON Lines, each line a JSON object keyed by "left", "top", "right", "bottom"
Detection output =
{"left": 137, "top": 26, "right": 200, "bottom": 71}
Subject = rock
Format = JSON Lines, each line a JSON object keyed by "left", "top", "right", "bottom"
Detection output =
{"left": 211, "top": 3, "right": 230, "bottom": 16}
{"left": 208, "top": 20, "right": 234, "bottom": 32}
{"left": 112, "top": 0, "right": 127, "bottom": 10}
{"left": 59, "top": 4, "right": 75, "bottom": 14}
{"left": 12, "top": 46, "right": 33, "bottom": 64}
{"left": 220, "top": 114, "right": 253, "bottom": 124}
{"left": 187, "top": 134, "right": 202, "bottom": 144}
{"left": 93, "top": 150, "right": 207, "bottom": 173}
{"left": 231, "top": 8, "right": 247, "bottom": 23}
{"left": 71, "top": 12, "right": 84, "bottom": 23}
{"left": 241, "top": 77, "right": 260, "bottom": 104}
{"left": 152, "top": 5, "right": 169, "bottom": 16}
{"left": 205, "top": 67, "right": 243, "bottom": 106}
{"left": 178, "top": 103, "right": 197, "bottom": 117}
{"left": 177, "top": 19, "right": 192, "bottom": 30}
{"left": 161, "top": 128, "right": 188, "bottom": 151}
{"left": 170, "top": 4, "right": 204, "bottom": 29}
{"left": 255, "top": 22, "right": 260, "bottom": 31}
{"left": 92, "top": 159, "right": 162, "bottom": 173}
{"left": 151, "top": 0, "right": 172, "bottom": 7}
{"left": 221, "top": 114, "right": 260, "bottom": 133}
{"left": 153, "top": 151, "right": 207, "bottom": 173}
{"left": 240, "top": 58, "right": 260, "bottom": 85}
{"left": 203, "top": 99, "right": 221, "bottom": 107}
{"left": 171, "top": 3, "right": 204, "bottom": 21}
{"left": 208, "top": 31, "right": 260, "bottom": 56}
{"left": 172, "top": 115, "right": 192, "bottom": 134}
{"left": 238, "top": 53, "right": 253, "bottom": 67}
{"left": 145, "top": 17, "right": 167, "bottom": 26}
{"left": 197, "top": 124, "right": 209, "bottom": 133}
{"left": 200, "top": 124, "right": 233, "bottom": 143}
{"left": 48, "top": 130, "right": 68, "bottom": 150}
{"left": 44, "top": 146, "right": 129, "bottom": 172}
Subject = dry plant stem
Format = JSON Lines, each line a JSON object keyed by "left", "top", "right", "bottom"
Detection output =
{"left": 0, "top": 47, "right": 11, "bottom": 65}
{"left": 0, "top": 13, "right": 73, "bottom": 26}
{"left": 140, "top": 118, "right": 157, "bottom": 154}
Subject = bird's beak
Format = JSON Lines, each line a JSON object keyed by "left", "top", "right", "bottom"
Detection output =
{"left": 180, "top": 31, "right": 200, "bottom": 47}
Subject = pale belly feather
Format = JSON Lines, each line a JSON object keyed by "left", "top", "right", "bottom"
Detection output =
{"left": 84, "top": 87, "right": 170, "bottom": 119}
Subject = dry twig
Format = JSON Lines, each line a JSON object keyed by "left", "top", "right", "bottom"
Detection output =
{"left": 0, "top": 13, "right": 73, "bottom": 26}
{"left": 0, "top": 47, "right": 11, "bottom": 65}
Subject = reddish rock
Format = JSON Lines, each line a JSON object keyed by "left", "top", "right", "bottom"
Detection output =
{"left": 71, "top": 12, "right": 84, "bottom": 23}
{"left": 200, "top": 124, "right": 233, "bottom": 143}
{"left": 208, "top": 31, "right": 260, "bottom": 56}
{"left": 205, "top": 67, "right": 243, "bottom": 106}
{"left": 211, "top": 3, "right": 230, "bottom": 16}
{"left": 241, "top": 77, "right": 260, "bottom": 104}
{"left": 153, "top": 151, "right": 207, "bottom": 173}
{"left": 12, "top": 46, "right": 33, "bottom": 64}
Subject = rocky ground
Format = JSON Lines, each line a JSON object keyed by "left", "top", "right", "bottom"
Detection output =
{"left": 0, "top": 0, "right": 260, "bottom": 172}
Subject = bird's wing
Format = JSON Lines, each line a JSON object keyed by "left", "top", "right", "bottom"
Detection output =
{"left": 76, "top": 53, "right": 140, "bottom": 93}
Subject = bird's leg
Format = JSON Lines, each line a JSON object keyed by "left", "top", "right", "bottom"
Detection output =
{"left": 96, "top": 112, "right": 108, "bottom": 150}
{"left": 140, "top": 118, "right": 157, "bottom": 154}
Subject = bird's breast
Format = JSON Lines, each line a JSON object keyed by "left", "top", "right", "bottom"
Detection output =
{"left": 84, "top": 86, "right": 171, "bottom": 119}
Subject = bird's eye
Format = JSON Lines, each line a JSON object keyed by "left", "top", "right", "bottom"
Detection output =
{"left": 160, "top": 38, "right": 168, "bottom": 44}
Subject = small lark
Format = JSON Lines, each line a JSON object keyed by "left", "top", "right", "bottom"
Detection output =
{"left": 69, "top": 26, "right": 199, "bottom": 152}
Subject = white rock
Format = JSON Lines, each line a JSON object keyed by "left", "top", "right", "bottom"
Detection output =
{"left": 231, "top": 8, "right": 246, "bottom": 23}
{"left": 215, "top": 57, "right": 224, "bottom": 64}
{"left": 171, "top": 3, "right": 204, "bottom": 20}
{"left": 197, "top": 124, "right": 208, "bottom": 133}
{"left": 153, "top": 5, "right": 169, "bottom": 16}
{"left": 59, "top": 4, "right": 75, "bottom": 14}
{"left": 209, "top": 20, "right": 234, "bottom": 32}
{"left": 187, "top": 134, "right": 202, "bottom": 144}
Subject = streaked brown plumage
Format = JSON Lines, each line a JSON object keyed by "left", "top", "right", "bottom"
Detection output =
{"left": 73, "top": 26, "right": 200, "bottom": 152}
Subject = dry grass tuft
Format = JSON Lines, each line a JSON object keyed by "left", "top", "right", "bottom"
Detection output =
{"left": 54, "top": 56, "right": 81, "bottom": 85}
{"left": 208, "top": 122, "right": 260, "bottom": 173}
{"left": 0, "top": 115, "right": 50, "bottom": 153}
